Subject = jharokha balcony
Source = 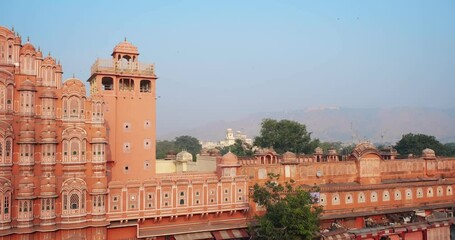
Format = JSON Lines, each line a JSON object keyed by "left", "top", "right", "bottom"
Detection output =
{"left": 90, "top": 58, "right": 155, "bottom": 76}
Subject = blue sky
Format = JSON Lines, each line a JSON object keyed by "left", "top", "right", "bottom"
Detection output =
{"left": 2, "top": 0, "right": 454, "bottom": 136}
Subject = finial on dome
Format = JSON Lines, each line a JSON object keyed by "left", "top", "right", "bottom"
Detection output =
{"left": 72, "top": 73, "right": 75, "bottom": 78}
{"left": 38, "top": 46, "right": 41, "bottom": 51}
{"left": 48, "top": 52, "right": 51, "bottom": 56}
{"left": 11, "top": 26, "right": 14, "bottom": 32}
{"left": 124, "top": 37, "right": 127, "bottom": 42}
{"left": 27, "top": 36, "right": 30, "bottom": 42}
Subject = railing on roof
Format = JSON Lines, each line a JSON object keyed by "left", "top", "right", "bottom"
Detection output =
{"left": 90, "top": 58, "right": 155, "bottom": 76}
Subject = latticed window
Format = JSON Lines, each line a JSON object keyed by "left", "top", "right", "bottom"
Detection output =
{"left": 70, "top": 193, "right": 79, "bottom": 210}
{"left": 61, "top": 179, "right": 87, "bottom": 216}
{"left": 46, "top": 199, "right": 51, "bottom": 210}
{"left": 5, "top": 140, "right": 10, "bottom": 157}
{"left": 4, "top": 194, "right": 9, "bottom": 214}
{"left": 63, "top": 194, "right": 68, "bottom": 210}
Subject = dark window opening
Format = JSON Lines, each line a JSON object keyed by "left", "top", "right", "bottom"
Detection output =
{"left": 140, "top": 80, "right": 151, "bottom": 93}
{"left": 102, "top": 77, "right": 113, "bottom": 91}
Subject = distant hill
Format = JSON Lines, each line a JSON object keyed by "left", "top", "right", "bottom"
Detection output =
{"left": 157, "top": 107, "right": 455, "bottom": 144}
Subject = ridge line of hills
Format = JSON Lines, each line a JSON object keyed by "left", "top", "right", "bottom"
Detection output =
{"left": 157, "top": 107, "right": 455, "bottom": 144}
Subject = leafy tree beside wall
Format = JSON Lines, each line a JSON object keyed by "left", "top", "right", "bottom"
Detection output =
{"left": 156, "top": 140, "right": 175, "bottom": 159}
{"left": 156, "top": 135, "right": 202, "bottom": 160}
{"left": 395, "top": 133, "right": 446, "bottom": 157}
{"left": 251, "top": 173, "right": 322, "bottom": 239}
{"left": 254, "top": 119, "right": 319, "bottom": 154}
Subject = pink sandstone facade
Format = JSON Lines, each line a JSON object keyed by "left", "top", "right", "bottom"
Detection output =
{"left": 1, "top": 26, "right": 455, "bottom": 240}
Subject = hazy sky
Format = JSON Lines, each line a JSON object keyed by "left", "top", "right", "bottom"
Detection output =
{"left": 2, "top": 0, "right": 454, "bottom": 137}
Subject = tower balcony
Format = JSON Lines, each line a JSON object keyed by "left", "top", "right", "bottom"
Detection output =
{"left": 91, "top": 58, "right": 155, "bottom": 77}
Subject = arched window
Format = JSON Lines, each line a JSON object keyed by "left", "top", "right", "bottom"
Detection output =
{"left": 319, "top": 193, "right": 327, "bottom": 206}
{"left": 447, "top": 186, "right": 453, "bottom": 196}
{"left": 405, "top": 189, "right": 413, "bottom": 200}
{"left": 394, "top": 190, "right": 402, "bottom": 200}
{"left": 0, "top": 179, "right": 12, "bottom": 222}
{"left": 417, "top": 188, "right": 423, "bottom": 198}
{"left": 332, "top": 193, "right": 340, "bottom": 205}
{"left": 62, "top": 127, "right": 87, "bottom": 164}
{"left": 427, "top": 187, "right": 434, "bottom": 197}
{"left": 61, "top": 178, "right": 87, "bottom": 217}
{"left": 370, "top": 191, "right": 378, "bottom": 202}
{"left": 437, "top": 186, "right": 444, "bottom": 197}
{"left": 345, "top": 193, "right": 353, "bottom": 204}
{"left": 62, "top": 97, "right": 68, "bottom": 118}
{"left": 69, "top": 97, "right": 80, "bottom": 118}
{"left": 92, "top": 102, "right": 103, "bottom": 122}
{"left": 358, "top": 192, "right": 366, "bottom": 203}
{"left": 383, "top": 190, "right": 390, "bottom": 201}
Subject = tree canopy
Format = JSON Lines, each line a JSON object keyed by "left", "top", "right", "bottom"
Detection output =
{"left": 254, "top": 119, "right": 319, "bottom": 154}
{"left": 445, "top": 143, "right": 455, "bottom": 157}
{"left": 251, "top": 173, "right": 322, "bottom": 240}
{"left": 156, "top": 140, "right": 176, "bottom": 159}
{"left": 218, "top": 139, "right": 253, "bottom": 156}
{"left": 395, "top": 133, "right": 446, "bottom": 157}
{"left": 156, "top": 135, "right": 202, "bottom": 160}
{"left": 175, "top": 135, "right": 202, "bottom": 160}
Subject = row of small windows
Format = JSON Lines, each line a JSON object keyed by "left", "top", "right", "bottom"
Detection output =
{"left": 16, "top": 196, "right": 103, "bottom": 218}
{"left": 102, "top": 77, "right": 151, "bottom": 93}
{"left": 11, "top": 91, "right": 102, "bottom": 121}
{"left": 320, "top": 186, "right": 453, "bottom": 206}
{"left": 110, "top": 188, "right": 245, "bottom": 211}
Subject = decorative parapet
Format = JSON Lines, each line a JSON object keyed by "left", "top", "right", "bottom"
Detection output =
{"left": 90, "top": 58, "right": 155, "bottom": 76}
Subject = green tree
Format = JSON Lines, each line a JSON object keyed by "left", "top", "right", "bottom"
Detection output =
{"left": 251, "top": 173, "right": 322, "bottom": 240}
{"left": 444, "top": 143, "right": 455, "bottom": 157}
{"left": 254, "top": 119, "right": 318, "bottom": 154}
{"left": 174, "top": 135, "right": 202, "bottom": 161}
{"left": 218, "top": 139, "right": 253, "bottom": 156}
{"left": 156, "top": 140, "right": 176, "bottom": 159}
{"left": 395, "top": 133, "right": 446, "bottom": 157}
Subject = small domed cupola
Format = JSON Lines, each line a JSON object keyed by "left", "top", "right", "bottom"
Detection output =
{"left": 112, "top": 40, "right": 139, "bottom": 56}
{"left": 176, "top": 150, "right": 192, "bottom": 162}
{"left": 220, "top": 151, "right": 239, "bottom": 165}
{"left": 422, "top": 148, "right": 436, "bottom": 160}
{"left": 282, "top": 151, "right": 297, "bottom": 162}
{"left": 92, "top": 180, "right": 107, "bottom": 194}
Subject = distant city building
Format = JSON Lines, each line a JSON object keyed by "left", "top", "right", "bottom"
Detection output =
{"left": 1, "top": 26, "right": 454, "bottom": 240}
{"left": 201, "top": 128, "right": 253, "bottom": 149}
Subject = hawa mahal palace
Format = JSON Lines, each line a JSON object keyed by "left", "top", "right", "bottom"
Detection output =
{"left": 1, "top": 26, "right": 455, "bottom": 240}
